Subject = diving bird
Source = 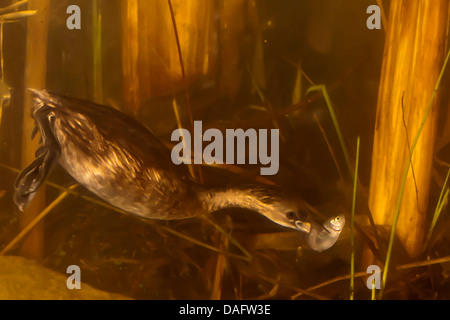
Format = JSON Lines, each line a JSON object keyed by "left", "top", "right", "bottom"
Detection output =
{"left": 14, "top": 89, "right": 345, "bottom": 252}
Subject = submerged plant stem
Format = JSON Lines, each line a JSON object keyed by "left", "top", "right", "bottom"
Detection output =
{"left": 424, "top": 167, "right": 450, "bottom": 249}
{"left": 376, "top": 0, "right": 388, "bottom": 31}
{"left": 350, "top": 137, "right": 360, "bottom": 300}
{"left": 0, "top": 184, "right": 78, "bottom": 256}
{"left": 380, "top": 48, "right": 450, "bottom": 298}
{"left": 159, "top": 225, "right": 250, "bottom": 262}
{"left": 0, "top": 22, "right": 3, "bottom": 79}
{"left": 313, "top": 112, "right": 344, "bottom": 181}
{"left": 167, "top": 0, "right": 202, "bottom": 183}
{"left": 0, "top": 0, "right": 28, "bottom": 15}
{"left": 0, "top": 162, "right": 250, "bottom": 262}
{"left": 202, "top": 214, "right": 252, "bottom": 261}
{"left": 92, "top": 0, "right": 103, "bottom": 103}
{"left": 306, "top": 85, "right": 352, "bottom": 178}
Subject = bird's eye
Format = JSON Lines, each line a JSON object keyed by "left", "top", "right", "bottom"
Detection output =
{"left": 286, "top": 211, "right": 296, "bottom": 220}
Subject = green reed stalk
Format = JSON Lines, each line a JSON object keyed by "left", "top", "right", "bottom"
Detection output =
{"left": 159, "top": 225, "right": 250, "bottom": 262}
{"left": 306, "top": 85, "right": 352, "bottom": 179}
{"left": 350, "top": 137, "right": 360, "bottom": 300}
{"left": 202, "top": 214, "right": 252, "bottom": 261}
{"left": 371, "top": 283, "right": 376, "bottom": 300}
{"left": 424, "top": 167, "right": 450, "bottom": 250}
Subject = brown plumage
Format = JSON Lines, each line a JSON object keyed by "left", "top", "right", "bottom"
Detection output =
{"left": 14, "top": 89, "right": 344, "bottom": 252}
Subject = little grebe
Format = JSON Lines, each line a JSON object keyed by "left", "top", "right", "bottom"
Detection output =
{"left": 14, "top": 89, "right": 345, "bottom": 252}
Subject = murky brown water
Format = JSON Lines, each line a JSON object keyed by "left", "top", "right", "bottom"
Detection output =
{"left": 0, "top": 0, "right": 450, "bottom": 300}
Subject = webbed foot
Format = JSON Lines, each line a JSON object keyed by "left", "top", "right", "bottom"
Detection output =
{"left": 14, "top": 146, "right": 58, "bottom": 211}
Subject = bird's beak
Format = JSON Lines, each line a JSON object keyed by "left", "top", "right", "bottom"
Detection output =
{"left": 295, "top": 220, "right": 311, "bottom": 233}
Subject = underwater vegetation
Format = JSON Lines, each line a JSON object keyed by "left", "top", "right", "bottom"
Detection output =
{"left": 0, "top": 0, "right": 450, "bottom": 300}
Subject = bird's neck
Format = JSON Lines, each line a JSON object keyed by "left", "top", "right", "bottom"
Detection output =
{"left": 198, "top": 188, "right": 266, "bottom": 213}
{"left": 197, "top": 186, "right": 291, "bottom": 228}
